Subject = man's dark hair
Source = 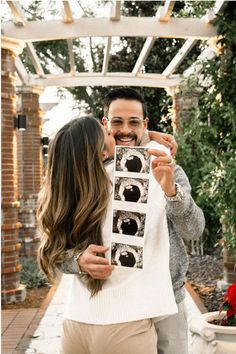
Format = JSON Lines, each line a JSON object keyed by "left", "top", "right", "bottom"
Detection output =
{"left": 103, "top": 87, "right": 147, "bottom": 118}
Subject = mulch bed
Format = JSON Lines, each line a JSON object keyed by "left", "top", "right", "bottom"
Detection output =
{"left": 2, "top": 285, "right": 51, "bottom": 309}
{"left": 187, "top": 252, "right": 225, "bottom": 312}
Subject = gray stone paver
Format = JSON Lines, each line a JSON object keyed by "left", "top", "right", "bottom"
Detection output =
{"left": 26, "top": 274, "right": 201, "bottom": 354}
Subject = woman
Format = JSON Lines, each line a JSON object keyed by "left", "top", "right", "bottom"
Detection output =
{"left": 37, "top": 116, "right": 177, "bottom": 354}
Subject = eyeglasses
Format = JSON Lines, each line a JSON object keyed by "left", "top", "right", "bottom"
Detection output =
{"left": 107, "top": 117, "right": 145, "bottom": 129}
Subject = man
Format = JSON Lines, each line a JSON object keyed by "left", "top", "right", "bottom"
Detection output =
{"left": 58, "top": 88, "right": 205, "bottom": 354}
{"left": 100, "top": 88, "right": 205, "bottom": 353}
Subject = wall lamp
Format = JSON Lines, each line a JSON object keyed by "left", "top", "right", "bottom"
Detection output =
{"left": 14, "top": 114, "right": 27, "bottom": 131}
{"left": 41, "top": 136, "right": 49, "bottom": 157}
{"left": 41, "top": 136, "right": 49, "bottom": 147}
{"left": 42, "top": 146, "right": 48, "bottom": 157}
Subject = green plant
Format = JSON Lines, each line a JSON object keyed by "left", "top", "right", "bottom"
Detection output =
{"left": 20, "top": 257, "right": 48, "bottom": 289}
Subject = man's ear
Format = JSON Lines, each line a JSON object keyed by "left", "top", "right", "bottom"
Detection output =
{"left": 144, "top": 117, "right": 149, "bottom": 130}
{"left": 102, "top": 116, "right": 107, "bottom": 126}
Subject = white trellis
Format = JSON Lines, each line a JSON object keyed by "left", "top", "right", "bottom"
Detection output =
{"left": 2, "top": 0, "right": 227, "bottom": 89}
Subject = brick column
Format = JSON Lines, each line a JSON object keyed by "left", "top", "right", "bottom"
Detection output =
{"left": 165, "top": 87, "right": 180, "bottom": 134}
{"left": 166, "top": 86, "right": 201, "bottom": 134}
{"left": 1, "top": 37, "right": 26, "bottom": 303}
{"left": 16, "top": 86, "right": 44, "bottom": 257}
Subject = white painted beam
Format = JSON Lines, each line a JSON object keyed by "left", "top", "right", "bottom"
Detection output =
{"left": 157, "top": 0, "right": 175, "bottom": 22}
{"left": 27, "top": 72, "right": 180, "bottom": 88}
{"left": 183, "top": 47, "right": 216, "bottom": 77}
{"left": 15, "top": 57, "right": 29, "bottom": 85}
{"left": 110, "top": 1, "right": 121, "bottom": 21}
{"left": 204, "top": 0, "right": 228, "bottom": 23}
{"left": 67, "top": 39, "right": 76, "bottom": 75}
{"left": 62, "top": 1, "right": 73, "bottom": 23}
{"left": 162, "top": 39, "right": 197, "bottom": 77}
{"left": 26, "top": 43, "right": 45, "bottom": 76}
{"left": 6, "top": 0, "right": 44, "bottom": 76}
{"left": 102, "top": 37, "right": 112, "bottom": 75}
{"left": 2, "top": 17, "right": 217, "bottom": 41}
{"left": 6, "top": 0, "right": 25, "bottom": 26}
{"left": 132, "top": 37, "right": 157, "bottom": 75}
{"left": 214, "top": 0, "right": 227, "bottom": 16}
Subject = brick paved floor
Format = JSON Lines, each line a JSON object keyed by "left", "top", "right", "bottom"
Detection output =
{"left": 2, "top": 308, "right": 38, "bottom": 354}
{"left": 1, "top": 282, "right": 58, "bottom": 354}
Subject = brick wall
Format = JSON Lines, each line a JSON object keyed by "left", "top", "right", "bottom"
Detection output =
{"left": 1, "top": 48, "right": 26, "bottom": 304}
{"left": 17, "top": 90, "right": 43, "bottom": 257}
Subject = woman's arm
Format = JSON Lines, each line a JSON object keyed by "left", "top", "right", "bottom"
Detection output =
{"left": 141, "top": 130, "right": 177, "bottom": 156}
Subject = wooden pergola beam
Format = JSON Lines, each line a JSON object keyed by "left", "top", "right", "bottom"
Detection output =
{"left": 102, "top": 37, "right": 112, "bottom": 75}
{"left": 67, "top": 39, "right": 76, "bottom": 75}
{"left": 6, "top": 0, "right": 25, "bottom": 26}
{"left": 110, "top": 1, "right": 121, "bottom": 21}
{"left": 2, "top": 17, "right": 217, "bottom": 41}
{"left": 183, "top": 47, "right": 216, "bottom": 77}
{"left": 162, "top": 39, "right": 197, "bottom": 77}
{"left": 157, "top": 0, "right": 175, "bottom": 22}
{"left": 62, "top": 1, "right": 73, "bottom": 23}
{"left": 27, "top": 72, "right": 180, "bottom": 88}
{"left": 7, "top": 0, "right": 44, "bottom": 76}
{"left": 15, "top": 56, "right": 29, "bottom": 85}
{"left": 205, "top": 0, "right": 228, "bottom": 23}
{"left": 61, "top": 2, "right": 76, "bottom": 75}
{"left": 132, "top": 37, "right": 157, "bottom": 75}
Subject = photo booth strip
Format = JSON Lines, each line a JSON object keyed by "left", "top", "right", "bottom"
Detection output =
{"left": 110, "top": 146, "right": 151, "bottom": 269}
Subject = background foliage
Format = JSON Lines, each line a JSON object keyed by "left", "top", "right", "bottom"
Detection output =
{"left": 175, "top": 2, "right": 236, "bottom": 251}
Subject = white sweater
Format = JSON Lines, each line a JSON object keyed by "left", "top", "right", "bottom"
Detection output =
{"left": 64, "top": 143, "right": 177, "bottom": 324}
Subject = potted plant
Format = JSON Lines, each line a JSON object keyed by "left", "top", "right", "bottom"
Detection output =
{"left": 190, "top": 283, "right": 236, "bottom": 354}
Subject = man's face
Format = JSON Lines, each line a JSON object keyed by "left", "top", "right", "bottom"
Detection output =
{"left": 102, "top": 99, "right": 148, "bottom": 147}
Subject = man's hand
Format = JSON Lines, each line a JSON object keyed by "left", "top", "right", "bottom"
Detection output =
{"left": 148, "top": 131, "right": 177, "bottom": 156}
{"left": 148, "top": 149, "right": 176, "bottom": 196}
{"left": 78, "top": 244, "right": 114, "bottom": 279}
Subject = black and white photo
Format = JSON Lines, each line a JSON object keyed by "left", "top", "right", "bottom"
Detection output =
{"left": 115, "top": 146, "right": 150, "bottom": 173}
{"left": 111, "top": 242, "right": 143, "bottom": 268}
{"left": 114, "top": 177, "right": 149, "bottom": 203}
{"left": 112, "top": 210, "right": 146, "bottom": 237}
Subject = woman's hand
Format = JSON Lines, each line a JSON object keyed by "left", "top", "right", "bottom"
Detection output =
{"left": 148, "top": 131, "right": 177, "bottom": 156}
{"left": 78, "top": 244, "right": 114, "bottom": 279}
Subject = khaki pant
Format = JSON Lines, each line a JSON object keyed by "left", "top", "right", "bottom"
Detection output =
{"left": 61, "top": 318, "right": 157, "bottom": 354}
{"left": 155, "top": 301, "right": 188, "bottom": 354}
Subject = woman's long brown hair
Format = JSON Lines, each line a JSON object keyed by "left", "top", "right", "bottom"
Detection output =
{"left": 37, "top": 117, "right": 110, "bottom": 295}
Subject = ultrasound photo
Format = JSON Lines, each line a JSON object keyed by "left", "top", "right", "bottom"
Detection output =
{"left": 112, "top": 210, "right": 146, "bottom": 237}
{"left": 111, "top": 242, "right": 143, "bottom": 268}
{"left": 115, "top": 147, "right": 150, "bottom": 173}
{"left": 114, "top": 177, "right": 149, "bottom": 203}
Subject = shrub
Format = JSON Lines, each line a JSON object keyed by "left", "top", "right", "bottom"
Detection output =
{"left": 20, "top": 257, "right": 48, "bottom": 289}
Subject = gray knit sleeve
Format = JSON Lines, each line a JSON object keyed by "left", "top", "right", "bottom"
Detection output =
{"left": 165, "top": 165, "right": 205, "bottom": 241}
{"left": 56, "top": 249, "right": 80, "bottom": 274}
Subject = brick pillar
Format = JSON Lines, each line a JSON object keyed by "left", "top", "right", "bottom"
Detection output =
{"left": 1, "top": 37, "right": 26, "bottom": 304}
{"left": 166, "top": 86, "right": 201, "bottom": 134}
{"left": 16, "top": 87, "right": 44, "bottom": 257}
